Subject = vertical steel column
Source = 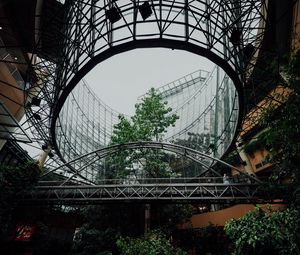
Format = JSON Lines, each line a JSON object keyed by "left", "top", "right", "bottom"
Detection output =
{"left": 213, "top": 66, "right": 220, "bottom": 157}
{"left": 232, "top": 0, "right": 244, "bottom": 70}
{"left": 185, "top": 0, "right": 189, "bottom": 41}
{"left": 73, "top": 1, "right": 82, "bottom": 73}
{"left": 90, "top": 0, "right": 96, "bottom": 57}
{"left": 223, "top": 75, "right": 230, "bottom": 149}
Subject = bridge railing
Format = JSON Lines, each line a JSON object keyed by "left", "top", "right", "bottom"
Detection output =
{"left": 17, "top": 180, "right": 290, "bottom": 206}
{"left": 37, "top": 175, "right": 260, "bottom": 186}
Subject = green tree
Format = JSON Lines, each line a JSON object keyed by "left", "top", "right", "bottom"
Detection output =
{"left": 70, "top": 204, "right": 145, "bottom": 255}
{"left": 106, "top": 87, "right": 179, "bottom": 179}
{"left": 74, "top": 89, "right": 192, "bottom": 254}
{"left": 151, "top": 204, "right": 194, "bottom": 232}
{"left": 72, "top": 225, "right": 119, "bottom": 255}
{"left": 173, "top": 225, "right": 230, "bottom": 255}
{"left": 116, "top": 229, "right": 187, "bottom": 255}
{"left": 31, "top": 222, "right": 72, "bottom": 255}
{"left": 111, "top": 88, "right": 178, "bottom": 143}
{"left": 224, "top": 206, "right": 300, "bottom": 255}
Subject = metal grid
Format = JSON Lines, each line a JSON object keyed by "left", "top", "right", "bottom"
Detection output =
{"left": 49, "top": 0, "right": 267, "bottom": 152}
{"left": 41, "top": 141, "right": 260, "bottom": 184}
{"left": 17, "top": 180, "right": 286, "bottom": 205}
{"left": 44, "top": 66, "right": 239, "bottom": 182}
{"left": 0, "top": 101, "right": 31, "bottom": 143}
{"left": 20, "top": 0, "right": 269, "bottom": 182}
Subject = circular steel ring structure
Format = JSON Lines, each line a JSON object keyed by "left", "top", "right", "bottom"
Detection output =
{"left": 52, "top": 0, "right": 267, "bottom": 117}
{"left": 25, "top": 0, "right": 269, "bottom": 181}
{"left": 57, "top": 66, "right": 239, "bottom": 168}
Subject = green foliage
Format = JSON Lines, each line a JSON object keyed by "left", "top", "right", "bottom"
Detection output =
{"left": 0, "top": 161, "right": 40, "bottom": 196}
{"left": 154, "top": 204, "right": 194, "bottom": 230}
{"left": 111, "top": 88, "right": 178, "bottom": 144}
{"left": 72, "top": 203, "right": 192, "bottom": 255}
{"left": 262, "top": 94, "right": 300, "bottom": 180}
{"left": 174, "top": 224, "right": 230, "bottom": 255}
{"left": 131, "top": 88, "right": 179, "bottom": 142}
{"left": 116, "top": 229, "right": 187, "bottom": 255}
{"left": 194, "top": 224, "right": 230, "bottom": 255}
{"left": 70, "top": 204, "right": 146, "bottom": 254}
{"left": 72, "top": 225, "right": 119, "bottom": 255}
{"left": 0, "top": 162, "right": 40, "bottom": 241}
{"left": 165, "top": 204, "right": 194, "bottom": 225}
{"left": 79, "top": 204, "right": 144, "bottom": 235}
{"left": 243, "top": 132, "right": 268, "bottom": 156}
{"left": 224, "top": 206, "right": 300, "bottom": 255}
{"left": 106, "top": 88, "right": 179, "bottom": 179}
{"left": 224, "top": 152, "right": 242, "bottom": 166}
{"left": 110, "top": 115, "right": 137, "bottom": 144}
{"left": 261, "top": 57, "right": 300, "bottom": 181}
{"left": 72, "top": 206, "right": 194, "bottom": 255}
{"left": 31, "top": 222, "right": 72, "bottom": 255}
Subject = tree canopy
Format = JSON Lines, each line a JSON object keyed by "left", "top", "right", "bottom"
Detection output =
{"left": 224, "top": 206, "right": 300, "bottom": 255}
{"left": 261, "top": 55, "right": 300, "bottom": 181}
{"left": 116, "top": 229, "right": 187, "bottom": 255}
{"left": 104, "top": 88, "right": 179, "bottom": 179}
{"left": 111, "top": 88, "right": 178, "bottom": 144}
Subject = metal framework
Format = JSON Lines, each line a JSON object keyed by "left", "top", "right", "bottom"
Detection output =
{"left": 0, "top": 1, "right": 275, "bottom": 196}
{"left": 40, "top": 141, "right": 261, "bottom": 184}
{"left": 0, "top": 101, "right": 31, "bottom": 143}
{"left": 0, "top": 38, "right": 32, "bottom": 143}
{"left": 17, "top": 178, "right": 286, "bottom": 205}
{"left": 20, "top": 0, "right": 268, "bottom": 176}
{"left": 50, "top": 65, "right": 239, "bottom": 182}
{"left": 0, "top": 0, "right": 296, "bottom": 207}
{"left": 51, "top": 0, "right": 267, "bottom": 150}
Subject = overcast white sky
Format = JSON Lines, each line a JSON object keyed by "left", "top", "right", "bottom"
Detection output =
{"left": 22, "top": 48, "right": 214, "bottom": 158}
{"left": 85, "top": 48, "right": 213, "bottom": 116}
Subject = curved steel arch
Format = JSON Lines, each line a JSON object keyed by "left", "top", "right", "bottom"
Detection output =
{"left": 21, "top": 0, "right": 270, "bottom": 179}
{"left": 48, "top": 0, "right": 267, "bottom": 166}
{"left": 55, "top": 65, "right": 239, "bottom": 171}
{"left": 52, "top": 40, "right": 243, "bottom": 167}
{"left": 42, "top": 141, "right": 261, "bottom": 184}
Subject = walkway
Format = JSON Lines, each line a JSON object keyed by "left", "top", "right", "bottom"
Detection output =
{"left": 17, "top": 177, "right": 287, "bottom": 205}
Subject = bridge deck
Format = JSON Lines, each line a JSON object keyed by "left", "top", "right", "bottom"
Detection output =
{"left": 17, "top": 181, "right": 287, "bottom": 205}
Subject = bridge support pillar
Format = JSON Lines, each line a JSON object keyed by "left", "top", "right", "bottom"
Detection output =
{"left": 144, "top": 204, "right": 151, "bottom": 233}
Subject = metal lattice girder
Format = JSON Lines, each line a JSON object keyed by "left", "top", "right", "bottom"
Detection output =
{"left": 52, "top": 66, "right": 239, "bottom": 181}
{"left": 48, "top": 0, "right": 267, "bottom": 165}
{"left": 41, "top": 141, "right": 262, "bottom": 184}
{"left": 0, "top": 101, "right": 32, "bottom": 143}
{"left": 19, "top": 0, "right": 270, "bottom": 180}
{"left": 17, "top": 181, "right": 284, "bottom": 205}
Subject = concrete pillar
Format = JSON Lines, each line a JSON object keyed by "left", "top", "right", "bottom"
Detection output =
{"left": 144, "top": 204, "right": 151, "bottom": 233}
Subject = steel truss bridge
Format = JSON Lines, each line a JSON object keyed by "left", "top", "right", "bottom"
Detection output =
{"left": 18, "top": 179, "right": 284, "bottom": 205}
{"left": 19, "top": 141, "right": 286, "bottom": 205}
{"left": 0, "top": 0, "right": 293, "bottom": 204}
